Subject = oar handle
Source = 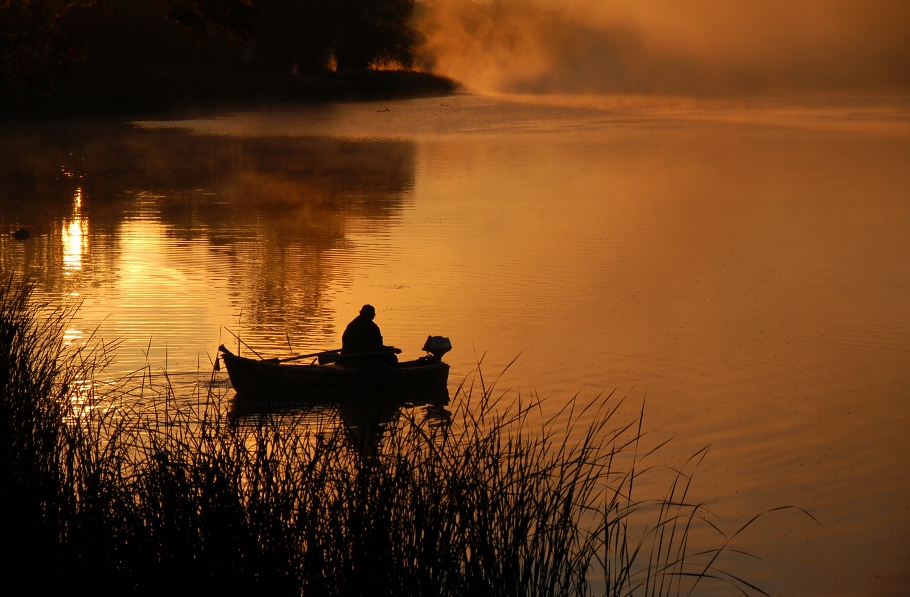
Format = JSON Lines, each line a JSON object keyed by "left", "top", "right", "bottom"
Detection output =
{"left": 321, "top": 347, "right": 402, "bottom": 364}
{"left": 338, "top": 347, "right": 402, "bottom": 358}
{"left": 279, "top": 349, "right": 342, "bottom": 363}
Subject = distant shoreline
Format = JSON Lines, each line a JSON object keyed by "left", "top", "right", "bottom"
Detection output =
{"left": 0, "top": 67, "right": 461, "bottom": 121}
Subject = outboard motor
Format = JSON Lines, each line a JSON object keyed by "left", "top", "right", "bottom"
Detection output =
{"left": 423, "top": 336, "right": 452, "bottom": 359}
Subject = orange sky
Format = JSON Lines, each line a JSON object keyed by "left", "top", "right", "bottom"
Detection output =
{"left": 415, "top": 0, "right": 910, "bottom": 93}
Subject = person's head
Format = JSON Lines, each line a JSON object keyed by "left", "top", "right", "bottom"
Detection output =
{"left": 360, "top": 304, "right": 376, "bottom": 319}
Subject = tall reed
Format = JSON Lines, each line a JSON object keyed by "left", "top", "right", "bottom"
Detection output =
{"left": 0, "top": 277, "right": 773, "bottom": 596}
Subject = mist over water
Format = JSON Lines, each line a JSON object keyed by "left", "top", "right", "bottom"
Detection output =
{"left": 415, "top": 0, "right": 910, "bottom": 93}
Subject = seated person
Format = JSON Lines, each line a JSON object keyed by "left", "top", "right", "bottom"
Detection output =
{"left": 340, "top": 304, "right": 398, "bottom": 367}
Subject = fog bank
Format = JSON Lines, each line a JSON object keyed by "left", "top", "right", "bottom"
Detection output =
{"left": 414, "top": 0, "right": 910, "bottom": 94}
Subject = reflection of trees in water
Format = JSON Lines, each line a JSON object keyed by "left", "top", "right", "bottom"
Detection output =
{"left": 0, "top": 123, "right": 120, "bottom": 296}
{"left": 0, "top": 122, "right": 416, "bottom": 348}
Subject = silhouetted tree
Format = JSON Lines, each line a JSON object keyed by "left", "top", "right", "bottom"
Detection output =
{"left": 166, "top": 0, "right": 259, "bottom": 44}
{"left": 333, "top": 0, "right": 416, "bottom": 70}
{"left": 254, "top": 0, "right": 335, "bottom": 73}
{"left": 0, "top": 0, "right": 96, "bottom": 91}
{"left": 61, "top": 0, "right": 245, "bottom": 71}
{"left": 0, "top": 0, "right": 426, "bottom": 110}
{"left": 253, "top": 0, "right": 417, "bottom": 73}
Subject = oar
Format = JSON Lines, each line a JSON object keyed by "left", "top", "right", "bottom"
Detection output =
{"left": 221, "top": 345, "right": 400, "bottom": 365}
{"left": 278, "top": 349, "right": 342, "bottom": 363}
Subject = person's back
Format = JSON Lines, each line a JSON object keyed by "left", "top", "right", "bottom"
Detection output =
{"left": 341, "top": 308, "right": 384, "bottom": 355}
{"left": 340, "top": 304, "right": 397, "bottom": 366}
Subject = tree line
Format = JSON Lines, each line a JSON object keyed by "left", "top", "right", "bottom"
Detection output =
{"left": 0, "top": 0, "right": 419, "bottom": 93}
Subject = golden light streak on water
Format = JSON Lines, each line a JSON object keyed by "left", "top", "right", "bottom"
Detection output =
{"left": 62, "top": 187, "right": 87, "bottom": 275}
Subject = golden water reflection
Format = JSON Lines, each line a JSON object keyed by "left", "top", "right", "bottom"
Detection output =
{"left": 62, "top": 187, "right": 87, "bottom": 274}
{"left": 63, "top": 328, "right": 85, "bottom": 347}
{"left": 0, "top": 121, "right": 416, "bottom": 374}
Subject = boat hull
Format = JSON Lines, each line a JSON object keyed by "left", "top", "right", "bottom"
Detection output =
{"left": 219, "top": 347, "right": 450, "bottom": 405}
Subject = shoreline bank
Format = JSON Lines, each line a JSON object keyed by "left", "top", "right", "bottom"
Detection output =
{"left": 0, "top": 68, "right": 461, "bottom": 121}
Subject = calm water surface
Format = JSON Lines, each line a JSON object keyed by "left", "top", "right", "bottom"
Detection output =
{"left": 2, "top": 94, "right": 908, "bottom": 596}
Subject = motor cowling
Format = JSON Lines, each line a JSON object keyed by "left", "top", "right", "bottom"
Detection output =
{"left": 422, "top": 336, "right": 452, "bottom": 359}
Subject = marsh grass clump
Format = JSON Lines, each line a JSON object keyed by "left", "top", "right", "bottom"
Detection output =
{"left": 0, "top": 277, "right": 776, "bottom": 596}
{"left": 0, "top": 276, "right": 111, "bottom": 586}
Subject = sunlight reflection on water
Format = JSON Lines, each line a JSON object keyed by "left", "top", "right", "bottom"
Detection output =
{"left": 62, "top": 188, "right": 86, "bottom": 274}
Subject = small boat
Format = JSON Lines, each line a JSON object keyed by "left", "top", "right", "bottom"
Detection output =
{"left": 218, "top": 337, "right": 451, "bottom": 405}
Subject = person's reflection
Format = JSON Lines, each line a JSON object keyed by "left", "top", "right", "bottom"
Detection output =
{"left": 339, "top": 395, "right": 453, "bottom": 459}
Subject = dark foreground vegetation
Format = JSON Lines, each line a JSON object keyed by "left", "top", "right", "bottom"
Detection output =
{"left": 0, "top": 0, "right": 458, "bottom": 118}
{"left": 1, "top": 277, "right": 773, "bottom": 596}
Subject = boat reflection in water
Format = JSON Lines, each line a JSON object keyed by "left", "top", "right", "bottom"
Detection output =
{"left": 227, "top": 378, "right": 451, "bottom": 458}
